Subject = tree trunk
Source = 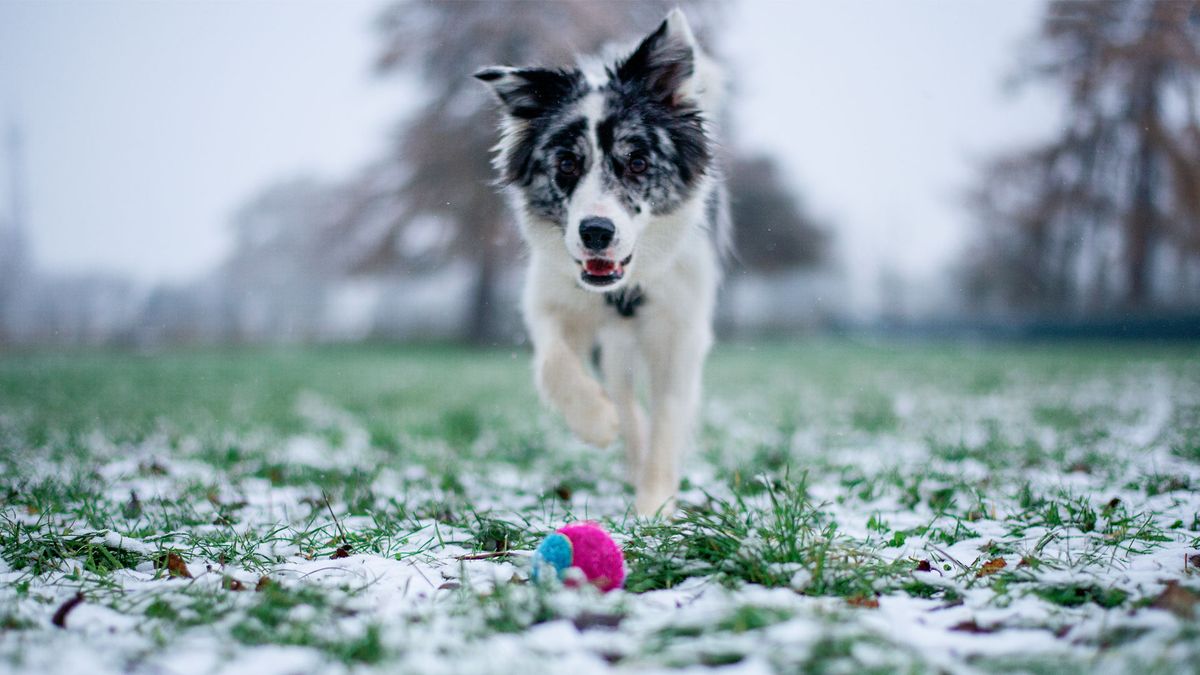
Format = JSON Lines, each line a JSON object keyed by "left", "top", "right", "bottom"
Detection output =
{"left": 1126, "top": 66, "right": 1161, "bottom": 309}
{"left": 466, "top": 224, "right": 501, "bottom": 345}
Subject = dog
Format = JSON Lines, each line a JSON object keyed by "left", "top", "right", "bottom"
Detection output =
{"left": 475, "top": 9, "right": 729, "bottom": 516}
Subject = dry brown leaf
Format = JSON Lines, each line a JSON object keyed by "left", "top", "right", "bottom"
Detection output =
{"left": 1151, "top": 581, "right": 1200, "bottom": 619}
{"left": 331, "top": 545, "right": 352, "bottom": 559}
{"left": 139, "top": 460, "right": 168, "bottom": 476}
{"left": 124, "top": 491, "right": 142, "bottom": 518}
{"left": 977, "top": 558, "right": 1007, "bottom": 577}
{"left": 255, "top": 576, "right": 273, "bottom": 592}
{"left": 847, "top": 595, "right": 880, "bottom": 609}
{"left": 156, "top": 552, "right": 192, "bottom": 579}
{"left": 573, "top": 611, "right": 624, "bottom": 630}
{"left": 950, "top": 619, "right": 994, "bottom": 634}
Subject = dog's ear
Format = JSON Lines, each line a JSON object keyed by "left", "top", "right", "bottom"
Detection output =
{"left": 474, "top": 66, "right": 579, "bottom": 120}
{"left": 616, "top": 8, "right": 698, "bottom": 106}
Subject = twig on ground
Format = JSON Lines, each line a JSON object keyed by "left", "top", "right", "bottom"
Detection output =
{"left": 51, "top": 593, "right": 84, "bottom": 629}
{"left": 455, "top": 551, "right": 515, "bottom": 561}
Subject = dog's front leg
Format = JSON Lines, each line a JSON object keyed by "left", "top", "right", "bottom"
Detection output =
{"left": 599, "top": 328, "right": 650, "bottom": 484}
{"left": 636, "top": 322, "right": 710, "bottom": 516}
{"left": 530, "top": 317, "right": 619, "bottom": 448}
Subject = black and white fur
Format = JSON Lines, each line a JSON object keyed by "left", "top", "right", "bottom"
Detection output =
{"left": 476, "top": 9, "right": 729, "bottom": 516}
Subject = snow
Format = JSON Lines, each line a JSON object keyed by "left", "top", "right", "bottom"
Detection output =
{"left": 3, "top": 361, "right": 1200, "bottom": 674}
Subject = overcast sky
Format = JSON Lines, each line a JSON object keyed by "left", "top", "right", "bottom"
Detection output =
{"left": 0, "top": 0, "right": 398, "bottom": 283}
{"left": 0, "top": 0, "right": 1056, "bottom": 312}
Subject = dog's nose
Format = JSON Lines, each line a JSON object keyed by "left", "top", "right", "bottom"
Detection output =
{"left": 579, "top": 217, "right": 615, "bottom": 251}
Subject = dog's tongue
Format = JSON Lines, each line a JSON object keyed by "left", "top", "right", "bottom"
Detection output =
{"left": 585, "top": 258, "right": 616, "bottom": 275}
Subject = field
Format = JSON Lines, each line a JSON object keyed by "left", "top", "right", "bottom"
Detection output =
{"left": 2, "top": 340, "right": 1199, "bottom": 674}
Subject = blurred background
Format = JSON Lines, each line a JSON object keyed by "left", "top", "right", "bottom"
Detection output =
{"left": 0, "top": 0, "right": 1197, "bottom": 348}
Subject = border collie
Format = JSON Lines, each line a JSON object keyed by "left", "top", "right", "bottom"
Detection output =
{"left": 476, "top": 9, "right": 728, "bottom": 516}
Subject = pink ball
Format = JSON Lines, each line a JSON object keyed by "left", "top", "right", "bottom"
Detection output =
{"left": 557, "top": 522, "right": 626, "bottom": 592}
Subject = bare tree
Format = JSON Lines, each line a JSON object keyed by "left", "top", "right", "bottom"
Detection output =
{"left": 336, "top": 0, "right": 722, "bottom": 344}
{"left": 728, "top": 155, "right": 828, "bottom": 272}
{"left": 964, "top": 0, "right": 1200, "bottom": 313}
{"left": 222, "top": 177, "right": 346, "bottom": 342}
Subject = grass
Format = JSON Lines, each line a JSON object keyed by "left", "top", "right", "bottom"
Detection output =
{"left": 1, "top": 339, "right": 1199, "bottom": 673}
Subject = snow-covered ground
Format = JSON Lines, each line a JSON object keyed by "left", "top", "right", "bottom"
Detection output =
{"left": 1, "top": 343, "right": 1198, "bottom": 673}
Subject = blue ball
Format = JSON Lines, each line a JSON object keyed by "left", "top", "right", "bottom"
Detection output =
{"left": 531, "top": 532, "right": 573, "bottom": 583}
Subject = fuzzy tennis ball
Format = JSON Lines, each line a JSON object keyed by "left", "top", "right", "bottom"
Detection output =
{"left": 531, "top": 522, "right": 625, "bottom": 592}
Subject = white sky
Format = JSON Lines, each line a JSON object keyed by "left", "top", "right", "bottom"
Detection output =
{"left": 725, "top": 0, "right": 1055, "bottom": 313}
{"left": 0, "top": 0, "right": 1057, "bottom": 312}
{"left": 0, "top": 0, "right": 398, "bottom": 283}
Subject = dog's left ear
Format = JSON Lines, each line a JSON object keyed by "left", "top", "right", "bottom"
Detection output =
{"left": 616, "top": 8, "right": 699, "bottom": 106}
{"left": 474, "top": 66, "right": 580, "bottom": 120}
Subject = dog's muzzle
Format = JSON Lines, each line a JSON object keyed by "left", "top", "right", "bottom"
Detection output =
{"left": 579, "top": 217, "right": 615, "bottom": 251}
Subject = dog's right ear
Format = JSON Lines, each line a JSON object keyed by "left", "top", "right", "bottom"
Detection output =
{"left": 474, "top": 67, "right": 579, "bottom": 120}
{"left": 616, "top": 9, "right": 698, "bottom": 107}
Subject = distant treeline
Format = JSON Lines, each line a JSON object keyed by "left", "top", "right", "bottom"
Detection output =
{"left": 2, "top": 0, "right": 1198, "bottom": 348}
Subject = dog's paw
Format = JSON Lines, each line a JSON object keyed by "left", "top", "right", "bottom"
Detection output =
{"left": 564, "top": 390, "right": 619, "bottom": 448}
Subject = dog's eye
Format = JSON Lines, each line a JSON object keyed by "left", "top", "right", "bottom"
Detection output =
{"left": 557, "top": 155, "right": 579, "bottom": 176}
{"left": 627, "top": 155, "right": 648, "bottom": 175}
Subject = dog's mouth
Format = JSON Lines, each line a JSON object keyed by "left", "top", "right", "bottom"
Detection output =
{"left": 578, "top": 254, "right": 633, "bottom": 287}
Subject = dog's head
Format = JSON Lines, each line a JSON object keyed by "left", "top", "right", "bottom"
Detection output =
{"left": 476, "top": 9, "right": 715, "bottom": 292}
